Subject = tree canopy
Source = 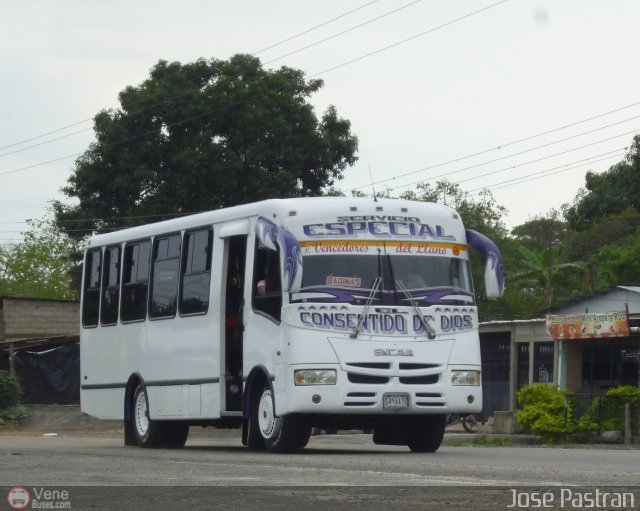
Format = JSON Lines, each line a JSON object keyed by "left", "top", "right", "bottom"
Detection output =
{"left": 54, "top": 54, "right": 358, "bottom": 238}
{"left": 0, "top": 214, "right": 79, "bottom": 300}
{"left": 563, "top": 135, "right": 640, "bottom": 231}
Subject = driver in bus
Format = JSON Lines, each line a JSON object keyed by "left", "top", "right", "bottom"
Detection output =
{"left": 256, "top": 279, "right": 266, "bottom": 295}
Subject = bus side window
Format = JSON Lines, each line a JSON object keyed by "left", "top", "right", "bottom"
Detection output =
{"left": 180, "top": 228, "right": 213, "bottom": 315}
{"left": 82, "top": 249, "right": 101, "bottom": 327}
{"left": 252, "top": 239, "right": 282, "bottom": 322}
{"left": 100, "top": 246, "right": 121, "bottom": 326}
{"left": 121, "top": 240, "right": 151, "bottom": 322}
{"left": 150, "top": 234, "right": 182, "bottom": 319}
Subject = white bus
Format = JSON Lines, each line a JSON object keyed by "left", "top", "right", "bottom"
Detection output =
{"left": 80, "top": 197, "right": 504, "bottom": 452}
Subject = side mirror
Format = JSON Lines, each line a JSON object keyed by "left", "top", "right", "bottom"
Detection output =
{"left": 465, "top": 229, "right": 505, "bottom": 298}
{"left": 256, "top": 217, "right": 303, "bottom": 294}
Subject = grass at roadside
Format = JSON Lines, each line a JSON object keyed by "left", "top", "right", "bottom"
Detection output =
{"left": 447, "top": 434, "right": 517, "bottom": 447}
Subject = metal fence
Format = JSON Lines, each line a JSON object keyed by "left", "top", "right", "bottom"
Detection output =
{"left": 567, "top": 394, "right": 640, "bottom": 437}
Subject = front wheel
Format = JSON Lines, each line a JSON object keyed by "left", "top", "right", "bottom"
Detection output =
{"left": 252, "top": 386, "right": 310, "bottom": 453}
{"left": 406, "top": 415, "right": 446, "bottom": 453}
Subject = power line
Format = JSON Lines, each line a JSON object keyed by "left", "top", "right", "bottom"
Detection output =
{"left": 0, "top": 153, "right": 78, "bottom": 178}
{"left": 263, "top": 0, "right": 423, "bottom": 66}
{"left": 252, "top": 0, "right": 381, "bottom": 55}
{"left": 0, "top": 127, "right": 92, "bottom": 160}
{"left": 0, "top": 118, "right": 93, "bottom": 153}
{"left": 349, "top": 102, "right": 640, "bottom": 192}
{"left": 0, "top": 0, "right": 510, "bottom": 180}
{"left": 1, "top": 1, "right": 384, "bottom": 156}
{"left": 380, "top": 126, "right": 640, "bottom": 194}
{"left": 308, "top": 0, "right": 509, "bottom": 78}
{"left": 1, "top": 150, "right": 629, "bottom": 229}
{"left": 465, "top": 149, "right": 628, "bottom": 195}
{"left": 479, "top": 154, "right": 628, "bottom": 194}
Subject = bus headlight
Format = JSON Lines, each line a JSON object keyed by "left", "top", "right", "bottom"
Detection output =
{"left": 295, "top": 369, "right": 337, "bottom": 386}
{"left": 451, "top": 370, "right": 481, "bottom": 386}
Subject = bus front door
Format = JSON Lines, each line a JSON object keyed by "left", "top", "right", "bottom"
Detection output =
{"left": 223, "top": 234, "right": 246, "bottom": 412}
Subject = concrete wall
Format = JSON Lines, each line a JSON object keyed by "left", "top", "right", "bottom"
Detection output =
{"left": 0, "top": 297, "right": 79, "bottom": 340}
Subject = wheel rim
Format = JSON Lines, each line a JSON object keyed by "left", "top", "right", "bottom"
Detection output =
{"left": 258, "top": 389, "right": 277, "bottom": 439}
{"left": 134, "top": 390, "right": 149, "bottom": 438}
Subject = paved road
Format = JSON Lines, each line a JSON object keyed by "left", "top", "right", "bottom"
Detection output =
{"left": 1, "top": 430, "right": 638, "bottom": 510}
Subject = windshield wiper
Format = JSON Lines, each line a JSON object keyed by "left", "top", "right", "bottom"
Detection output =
{"left": 396, "top": 279, "right": 437, "bottom": 340}
{"left": 350, "top": 277, "right": 382, "bottom": 339}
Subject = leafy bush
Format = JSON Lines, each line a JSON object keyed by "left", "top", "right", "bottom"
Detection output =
{"left": 0, "top": 404, "right": 27, "bottom": 424}
{"left": 605, "top": 385, "right": 640, "bottom": 404}
{"left": 0, "top": 370, "right": 22, "bottom": 410}
{"left": 516, "top": 384, "right": 573, "bottom": 442}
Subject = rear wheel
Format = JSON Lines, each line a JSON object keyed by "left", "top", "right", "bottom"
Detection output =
{"left": 253, "top": 386, "right": 310, "bottom": 453}
{"left": 406, "top": 415, "right": 446, "bottom": 453}
{"left": 132, "top": 385, "right": 163, "bottom": 448}
{"left": 132, "top": 385, "right": 189, "bottom": 448}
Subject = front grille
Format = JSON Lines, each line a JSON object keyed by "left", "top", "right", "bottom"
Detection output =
{"left": 399, "top": 375, "right": 439, "bottom": 385}
{"left": 344, "top": 391, "right": 377, "bottom": 407}
{"left": 348, "top": 373, "right": 389, "bottom": 384}
{"left": 399, "top": 363, "right": 440, "bottom": 370}
{"left": 414, "top": 391, "right": 445, "bottom": 407}
{"left": 346, "top": 362, "right": 391, "bottom": 370}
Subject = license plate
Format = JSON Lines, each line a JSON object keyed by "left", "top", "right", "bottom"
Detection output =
{"left": 383, "top": 393, "right": 410, "bottom": 410}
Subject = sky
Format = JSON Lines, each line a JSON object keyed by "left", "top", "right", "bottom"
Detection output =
{"left": 1, "top": 0, "right": 639, "bottom": 247}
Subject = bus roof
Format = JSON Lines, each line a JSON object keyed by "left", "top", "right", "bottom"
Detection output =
{"left": 84, "top": 197, "right": 463, "bottom": 248}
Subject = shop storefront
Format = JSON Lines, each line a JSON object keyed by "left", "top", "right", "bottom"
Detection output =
{"left": 479, "top": 286, "right": 640, "bottom": 432}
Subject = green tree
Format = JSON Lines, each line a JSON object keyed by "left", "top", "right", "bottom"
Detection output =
{"left": 510, "top": 210, "right": 568, "bottom": 251}
{"left": 0, "top": 214, "right": 80, "bottom": 300}
{"left": 400, "top": 180, "right": 508, "bottom": 239}
{"left": 563, "top": 135, "right": 640, "bottom": 231}
{"left": 567, "top": 207, "right": 640, "bottom": 262}
{"left": 594, "top": 230, "right": 640, "bottom": 285}
{"left": 509, "top": 245, "right": 586, "bottom": 308}
{"left": 54, "top": 54, "right": 358, "bottom": 238}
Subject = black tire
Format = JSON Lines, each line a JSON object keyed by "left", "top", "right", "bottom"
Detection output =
{"left": 253, "top": 386, "right": 310, "bottom": 453}
{"left": 246, "top": 391, "right": 265, "bottom": 450}
{"left": 162, "top": 422, "right": 190, "bottom": 448}
{"left": 132, "top": 384, "right": 163, "bottom": 448}
{"left": 406, "top": 415, "right": 446, "bottom": 453}
{"left": 462, "top": 414, "right": 479, "bottom": 433}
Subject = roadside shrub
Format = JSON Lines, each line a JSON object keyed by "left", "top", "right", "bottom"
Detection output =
{"left": 0, "top": 370, "right": 22, "bottom": 410}
{"left": 0, "top": 404, "right": 27, "bottom": 424}
{"left": 606, "top": 385, "right": 640, "bottom": 404}
{"left": 516, "top": 384, "right": 573, "bottom": 442}
{"left": 0, "top": 370, "right": 26, "bottom": 426}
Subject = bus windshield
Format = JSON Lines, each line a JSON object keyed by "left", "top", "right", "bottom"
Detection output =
{"left": 295, "top": 254, "right": 474, "bottom": 306}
